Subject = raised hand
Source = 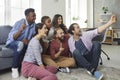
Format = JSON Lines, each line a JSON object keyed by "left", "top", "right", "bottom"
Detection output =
{"left": 20, "top": 20, "right": 26, "bottom": 32}
{"left": 13, "top": 20, "right": 27, "bottom": 40}
{"left": 59, "top": 43, "right": 64, "bottom": 52}
{"left": 109, "top": 15, "right": 117, "bottom": 24}
{"left": 98, "top": 15, "right": 117, "bottom": 34}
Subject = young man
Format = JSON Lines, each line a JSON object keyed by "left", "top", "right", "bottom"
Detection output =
{"left": 68, "top": 15, "right": 116, "bottom": 80}
{"left": 6, "top": 8, "right": 36, "bottom": 78}
{"left": 43, "top": 28, "right": 75, "bottom": 73}
{"left": 40, "top": 16, "right": 52, "bottom": 54}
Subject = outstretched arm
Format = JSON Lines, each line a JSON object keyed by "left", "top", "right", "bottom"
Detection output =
{"left": 97, "top": 15, "right": 116, "bottom": 34}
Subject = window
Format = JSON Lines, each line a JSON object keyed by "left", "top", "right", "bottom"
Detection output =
{"left": 66, "top": 0, "right": 87, "bottom": 28}
{"left": 0, "top": 0, "right": 5, "bottom": 25}
{"left": 0, "top": 0, "right": 41, "bottom": 26}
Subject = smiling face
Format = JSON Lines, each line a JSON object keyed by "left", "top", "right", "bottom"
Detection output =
{"left": 39, "top": 24, "right": 48, "bottom": 37}
{"left": 73, "top": 24, "right": 82, "bottom": 36}
{"left": 26, "top": 12, "right": 36, "bottom": 24}
{"left": 44, "top": 18, "right": 51, "bottom": 29}
{"left": 57, "top": 16, "right": 63, "bottom": 25}
{"left": 55, "top": 28, "right": 65, "bottom": 41}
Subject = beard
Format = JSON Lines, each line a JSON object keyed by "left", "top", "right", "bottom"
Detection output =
{"left": 78, "top": 33, "right": 82, "bottom": 36}
{"left": 78, "top": 31, "right": 82, "bottom": 36}
{"left": 58, "top": 36, "right": 64, "bottom": 41}
{"left": 76, "top": 32, "right": 82, "bottom": 36}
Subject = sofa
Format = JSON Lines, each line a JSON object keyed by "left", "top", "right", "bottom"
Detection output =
{"left": 0, "top": 25, "right": 13, "bottom": 70}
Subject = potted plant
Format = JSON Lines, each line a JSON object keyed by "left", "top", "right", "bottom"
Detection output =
{"left": 72, "top": 16, "right": 79, "bottom": 21}
{"left": 102, "top": 6, "right": 108, "bottom": 14}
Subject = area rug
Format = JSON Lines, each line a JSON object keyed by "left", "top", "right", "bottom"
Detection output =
{"left": 56, "top": 66, "right": 120, "bottom": 80}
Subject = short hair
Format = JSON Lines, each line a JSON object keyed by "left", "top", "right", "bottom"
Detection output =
{"left": 68, "top": 23, "right": 78, "bottom": 35}
{"left": 24, "top": 8, "right": 35, "bottom": 16}
{"left": 41, "top": 16, "right": 50, "bottom": 24}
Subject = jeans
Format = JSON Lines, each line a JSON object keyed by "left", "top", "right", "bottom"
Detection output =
{"left": 6, "top": 41, "right": 25, "bottom": 68}
{"left": 73, "top": 41, "right": 101, "bottom": 73}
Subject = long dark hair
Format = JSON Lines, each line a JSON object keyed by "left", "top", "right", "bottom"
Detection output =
{"left": 52, "top": 14, "right": 68, "bottom": 33}
{"left": 35, "top": 23, "right": 44, "bottom": 35}
{"left": 35, "top": 23, "right": 45, "bottom": 47}
{"left": 52, "top": 14, "right": 63, "bottom": 27}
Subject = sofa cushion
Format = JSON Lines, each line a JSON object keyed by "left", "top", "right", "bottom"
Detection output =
{"left": 0, "top": 45, "right": 13, "bottom": 58}
{"left": 0, "top": 47, "right": 2, "bottom": 51}
{"left": 0, "top": 57, "right": 13, "bottom": 70}
{"left": 0, "top": 25, "right": 12, "bottom": 44}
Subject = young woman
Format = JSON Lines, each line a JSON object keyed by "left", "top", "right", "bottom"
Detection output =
{"left": 52, "top": 14, "right": 68, "bottom": 34}
{"left": 41, "top": 16, "right": 52, "bottom": 54}
{"left": 43, "top": 14, "right": 68, "bottom": 43}
{"left": 41, "top": 16, "right": 51, "bottom": 30}
{"left": 21, "top": 23, "right": 58, "bottom": 80}
{"left": 41, "top": 16, "right": 72, "bottom": 73}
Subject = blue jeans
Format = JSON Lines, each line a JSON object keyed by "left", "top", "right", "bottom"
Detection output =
{"left": 73, "top": 41, "right": 101, "bottom": 74}
{"left": 6, "top": 41, "right": 25, "bottom": 68}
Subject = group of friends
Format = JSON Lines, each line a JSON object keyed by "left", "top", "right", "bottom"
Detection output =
{"left": 6, "top": 8, "right": 116, "bottom": 80}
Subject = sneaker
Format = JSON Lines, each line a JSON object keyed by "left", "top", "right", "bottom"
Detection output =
{"left": 11, "top": 68, "right": 19, "bottom": 78}
{"left": 17, "top": 41, "right": 24, "bottom": 52}
{"left": 28, "top": 77, "right": 36, "bottom": 80}
{"left": 87, "top": 70, "right": 92, "bottom": 75}
{"left": 58, "top": 67, "right": 70, "bottom": 73}
{"left": 93, "top": 71, "right": 103, "bottom": 80}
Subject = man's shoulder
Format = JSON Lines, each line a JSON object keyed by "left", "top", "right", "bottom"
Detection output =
{"left": 13, "top": 18, "right": 25, "bottom": 27}
{"left": 68, "top": 35, "right": 73, "bottom": 40}
{"left": 15, "top": 18, "right": 25, "bottom": 23}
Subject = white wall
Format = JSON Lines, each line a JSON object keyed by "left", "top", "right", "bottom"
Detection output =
{"left": 94, "top": 0, "right": 120, "bottom": 28}
{"left": 41, "top": 0, "right": 94, "bottom": 28}
{"left": 41, "top": 0, "right": 66, "bottom": 23}
{"left": 87, "top": 0, "right": 93, "bottom": 28}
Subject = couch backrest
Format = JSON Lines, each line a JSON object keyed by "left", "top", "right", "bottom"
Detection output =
{"left": 0, "top": 25, "right": 12, "bottom": 44}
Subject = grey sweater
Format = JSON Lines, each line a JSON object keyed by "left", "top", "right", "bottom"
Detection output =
{"left": 23, "top": 37, "right": 43, "bottom": 65}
